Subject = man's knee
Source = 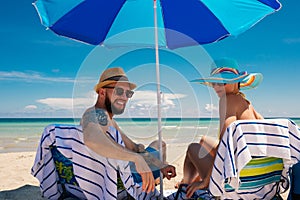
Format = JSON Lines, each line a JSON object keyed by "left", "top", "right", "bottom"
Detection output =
{"left": 148, "top": 140, "right": 166, "bottom": 150}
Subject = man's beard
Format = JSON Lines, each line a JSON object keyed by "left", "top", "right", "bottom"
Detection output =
{"left": 105, "top": 96, "right": 125, "bottom": 115}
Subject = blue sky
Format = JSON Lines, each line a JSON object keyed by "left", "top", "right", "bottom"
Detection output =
{"left": 1, "top": 0, "right": 300, "bottom": 118}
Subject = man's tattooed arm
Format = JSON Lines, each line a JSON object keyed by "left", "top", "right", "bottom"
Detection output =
{"left": 81, "top": 107, "right": 108, "bottom": 129}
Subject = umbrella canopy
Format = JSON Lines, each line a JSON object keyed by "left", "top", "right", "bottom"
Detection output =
{"left": 33, "top": 0, "right": 281, "bottom": 49}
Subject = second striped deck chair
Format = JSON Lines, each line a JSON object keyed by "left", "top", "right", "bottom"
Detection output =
{"left": 210, "top": 118, "right": 300, "bottom": 199}
{"left": 224, "top": 156, "right": 284, "bottom": 194}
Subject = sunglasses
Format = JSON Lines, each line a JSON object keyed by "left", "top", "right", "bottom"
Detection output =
{"left": 104, "top": 86, "right": 134, "bottom": 98}
{"left": 211, "top": 83, "right": 227, "bottom": 87}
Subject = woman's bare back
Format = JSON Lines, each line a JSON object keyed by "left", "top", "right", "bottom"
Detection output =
{"left": 232, "top": 92, "right": 263, "bottom": 120}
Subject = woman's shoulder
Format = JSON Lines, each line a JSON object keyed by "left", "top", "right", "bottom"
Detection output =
{"left": 226, "top": 93, "right": 250, "bottom": 107}
{"left": 226, "top": 93, "right": 243, "bottom": 101}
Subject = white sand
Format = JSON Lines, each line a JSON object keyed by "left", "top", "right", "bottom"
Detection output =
{"left": 0, "top": 152, "right": 46, "bottom": 199}
{"left": 0, "top": 148, "right": 289, "bottom": 199}
{"left": 0, "top": 145, "right": 187, "bottom": 199}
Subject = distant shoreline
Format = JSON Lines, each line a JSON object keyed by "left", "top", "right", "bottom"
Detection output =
{"left": 1, "top": 117, "right": 300, "bottom": 120}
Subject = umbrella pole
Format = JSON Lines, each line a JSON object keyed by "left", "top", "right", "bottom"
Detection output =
{"left": 153, "top": 0, "right": 164, "bottom": 199}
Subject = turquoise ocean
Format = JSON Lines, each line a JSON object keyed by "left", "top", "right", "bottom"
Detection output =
{"left": 0, "top": 118, "right": 299, "bottom": 154}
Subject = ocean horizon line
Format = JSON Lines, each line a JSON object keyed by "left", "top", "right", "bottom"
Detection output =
{"left": 0, "top": 117, "right": 300, "bottom": 122}
{"left": 0, "top": 117, "right": 219, "bottom": 121}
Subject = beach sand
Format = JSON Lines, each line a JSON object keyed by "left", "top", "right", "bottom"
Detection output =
{"left": 0, "top": 152, "right": 45, "bottom": 199}
{"left": 0, "top": 146, "right": 289, "bottom": 199}
{"left": 0, "top": 144, "right": 187, "bottom": 200}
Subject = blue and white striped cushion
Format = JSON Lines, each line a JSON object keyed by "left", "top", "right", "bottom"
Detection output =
{"left": 210, "top": 119, "right": 300, "bottom": 199}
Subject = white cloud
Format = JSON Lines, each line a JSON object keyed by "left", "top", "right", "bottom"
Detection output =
{"left": 0, "top": 71, "right": 74, "bottom": 83}
{"left": 125, "top": 90, "right": 187, "bottom": 118}
{"left": 37, "top": 97, "right": 94, "bottom": 110}
{"left": 23, "top": 90, "right": 187, "bottom": 118}
{"left": 37, "top": 98, "right": 74, "bottom": 110}
{"left": 35, "top": 91, "right": 97, "bottom": 117}
{"left": 0, "top": 70, "right": 96, "bottom": 85}
{"left": 24, "top": 105, "right": 37, "bottom": 110}
{"left": 205, "top": 103, "right": 218, "bottom": 112}
{"left": 130, "top": 90, "right": 186, "bottom": 108}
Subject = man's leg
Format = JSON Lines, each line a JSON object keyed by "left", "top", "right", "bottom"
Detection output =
{"left": 130, "top": 140, "right": 166, "bottom": 183}
{"left": 148, "top": 140, "right": 166, "bottom": 163}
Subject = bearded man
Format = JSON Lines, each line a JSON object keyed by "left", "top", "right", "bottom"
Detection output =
{"left": 81, "top": 67, "right": 176, "bottom": 199}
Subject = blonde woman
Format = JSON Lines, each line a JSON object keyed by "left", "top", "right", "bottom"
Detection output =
{"left": 181, "top": 58, "right": 263, "bottom": 198}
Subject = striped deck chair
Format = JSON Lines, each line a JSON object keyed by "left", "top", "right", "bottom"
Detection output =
{"left": 210, "top": 118, "right": 300, "bottom": 199}
{"left": 171, "top": 157, "right": 284, "bottom": 200}
{"left": 50, "top": 145, "right": 134, "bottom": 200}
{"left": 224, "top": 156, "right": 284, "bottom": 194}
{"left": 31, "top": 124, "right": 161, "bottom": 200}
{"left": 50, "top": 145, "right": 82, "bottom": 199}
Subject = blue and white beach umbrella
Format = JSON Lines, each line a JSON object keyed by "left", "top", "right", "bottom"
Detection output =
{"left": 33, "top": 0, "right": 281, "bottom": 49}
{"left": 33, "top": 0, "right": 281, "bottom": 197}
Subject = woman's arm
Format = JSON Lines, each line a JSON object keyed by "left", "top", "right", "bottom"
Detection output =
{"left": 219, "top": 95, "right": 238, "bottom": 140}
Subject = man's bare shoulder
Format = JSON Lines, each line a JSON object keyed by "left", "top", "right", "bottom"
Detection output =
{"left": 81, "top": 107, "right": 109, "bottom": 128}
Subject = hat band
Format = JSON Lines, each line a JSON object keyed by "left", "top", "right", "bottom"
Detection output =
{"left": 211, "top": 67, "right": 240, "bottom": 75}
{"left": 102, "top": 75, "right": 129, "bottom": 82}
{"left": 240, "top": 75, "right": 255, "bottom": 87}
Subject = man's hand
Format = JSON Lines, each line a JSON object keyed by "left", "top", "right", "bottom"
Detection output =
{"left": 134, "top": 155, "right": 155, "bottom": 193}
{"left": 136, "top": 143, "right": 146, "bottom": 153}
{"left": 160, "top": 164, "right": 176, "bottom": 180}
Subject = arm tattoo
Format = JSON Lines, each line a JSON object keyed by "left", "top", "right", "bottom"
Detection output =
{"left": 81, "top": 107, "right": 108, "bottom": 129}
{"left": 95, "top": 108, "right": 108, "bottom": 126}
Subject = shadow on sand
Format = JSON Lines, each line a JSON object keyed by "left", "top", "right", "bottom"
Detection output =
{"left": 0, "top": 184, "right": 79, "bottom": 200}
{"left": 0, "top": 185, "right": 46, "bottom": 200}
